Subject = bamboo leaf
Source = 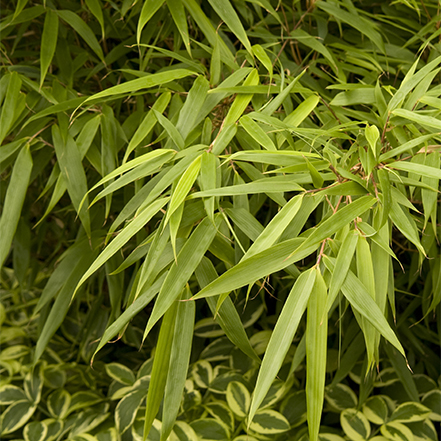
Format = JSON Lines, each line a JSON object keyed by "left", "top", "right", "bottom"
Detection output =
{"left": 57, "top": 10, "right": 104, "bottom": 61}
{"left": 306, "top": 269, "right": 328, "bottom": 441}
{"left": 137, "top": 0, "right": 166, "bottom": 43}
{"left": 40, "top": 9, "right": 58, "bottom": 88}
{"left": 0, "top": 72, "right": 22, "bottom": 145}
{"left": 207, "top": 0, "right": 253, "bottom": 55}
{"left": 0, "top": 144, "right": 32, "bottom": 269}
{"left": 248, "top": 268, "right": 316, "bottom": 426}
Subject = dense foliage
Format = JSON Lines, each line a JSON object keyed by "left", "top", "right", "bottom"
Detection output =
{"left": 0, "top": 0, "right": 440, "bottom": 440}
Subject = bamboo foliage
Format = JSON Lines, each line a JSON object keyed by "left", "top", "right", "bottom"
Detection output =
{"left": 0, "top": 0, "right": 440, "bottom": 439}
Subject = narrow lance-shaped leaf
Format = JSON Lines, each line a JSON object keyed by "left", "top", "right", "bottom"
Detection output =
{"left": 85, "top": 0, "right": 104, "bottom": 38}
{"left": 143, "top": 215, "right": 222, "bottom": 341}
{"left": 327, "top": 229, "right": 358, "bottom": 310}
{"left": 248, "top": 268, "right": 316, "bottom": 426}
{"left": 323, "top": 256, "right": 405, "bottom": 356}
{"left": 164, "top": 153, "right": 202, "bottom": 226}
{"left": 160, "top": 286, "right": 195, "bottom": 441}
{"left": 0, "top": 72, "right": 22, "bottom": 145}
{"left": 207, "top": 0, "right": 253, "bottom": 56}
{"left": 306, "top": 269, "right": 328, "bottom": 441}
{"left": 167, "top": 0, "right": 191, "bottom": 56}
{"left": 52, "top": 127, "right": 91, "bottom": 237}
{"left": 0, "top": 144, "right": 32, "bottom": 269}
{"left": 40, "top": 9, "right": 58, "bottom": 88}
{"left": 57, "top": 10, "right": 104, "bottom": 62}
{"left": 137, "top": 0, "right": 166, "bottom": 43}
{"left": 144, "top": 298, "right": 179, "bottom": 440}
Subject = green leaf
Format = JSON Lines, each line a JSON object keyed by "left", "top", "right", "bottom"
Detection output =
{"left": 144, "top": 299, "right": 179, "bottom": 440}
{"left": 325, "top": 384, "right": 358, "bottom": 411}
{"left": 153, "top": 109, "right": 185, "bottom": 150}
{"left": 167, "top": 0, "right": 191, "bottom": 56}
{"left": 306, "top": 269, "right": 328, "bottom": 441}
{"left": 324, "top": 257, "right": 405, "bottom": 356}
{"left": 78, "top": 69, "right": 195, "bottom": 108}
{"left": 40, "top": 9, "right": 58, "bottom": 88}
{"left": 161, "top": 287, "right": 195, "bottom": 441}
{"left": 85, "top": 0, "right": 104, "bottom": 38}
{"left": 0, "top": 72, "right": 22, "bottom": 145}
{"left": 207, "top": 0, "right": 253, "bottom": 55}
{"left": 239, "top": 115, "right": 276, "bottom": 151}
{"left": 249, "top": 269, "right": 316, "bottom": 425}
{"left": 57, "top": 10, "right": 104, "bottom": 61}
{"left": 52, "top": 127, "right": 91, "bottom": 236}
{"left": 143, "top": 215, "right": 222, "bottom": 339}
{"left": 388, "top": 160, "right": 441, "bottom": 180}
{"left": 365, "top": 125, "right": 380, "bottom": 157}
{"left": 137, "top": 0, "right": 166, "bottom": 43}
{"left": 47, "top": 389, "right": 71, "bottom": 419}
{"left": 0, "top": 144, "right": 32, "bottom": 269}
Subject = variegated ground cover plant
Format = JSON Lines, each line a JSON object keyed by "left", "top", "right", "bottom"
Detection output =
{"left": 0, "top": 0, "right": 440, "bottom": 440}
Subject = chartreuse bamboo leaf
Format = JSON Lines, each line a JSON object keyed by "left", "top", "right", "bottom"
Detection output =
{"left": 0, "top": 144, "right": 32, "bottom": 269}
{"left": 75, "top": 197, "right": 169, "bottom": 294}
{"left": 181, "top": 0, "right": 236, "bottom": 68}
{"left": 164, "top": 154, "right": 202, "bottom": 226}
{"left": 160, "top": 287, "right": 195, "bottom": 441}
{"left": 327, "top": 229, "right": 358, "bottom": 310}
{"left": 239, "top": 115, "right": 276, "bottom": 151}
{"left": 365, "top": 124, "right": 380, "bottom": 157}
{"left": 195, "top": 257, "right": 260, "bottom": 363}
{"left": 248, "top": 268, "right": 316, "bottom": 427}
{"left": 85, "top": 0, "right": 104, "bottom": 38}
{"left": 77, "top": 70, "right": 194, "bottom": 109}
{"left": 199, "top": 151, "right": 218, "bottom": 222}
{"left": 228, "top": 150, "right": 320, "bottom": 165}
{"left": 392, "top": 109, "right": 441, "bottom": 130}
{"left": 189, "top": 178, "right": 303, "bottom": 198}
{"left": 52, "top": 127, "right": 91, "bottom": 237}
{"left": 294, "top": 196, "right": 376, "bottom": 256}
{"left": 244, "top": 194, "right": 303, "bottom": 260}
{"left": 143, "top": 215, "right": 222, "bottom": 341}
{"left": 306, "top": 269, "right": 328, "bottom": 441}
{"left": 323, "top": 256, "right": 405, "bottom": 356}
{"left": 387, "top": 55, "right": 441, "bottom": 113}
{"left": 210, "top": 124, "right": 237, "bottom": 156}
{"left": 389, "top": 201, "right": 426, "bottom": 257}
{"left": 153, "top": 109, "right": 185, "bottom": 151}
{"left": 421, "top": 152, "right": 439, "bottom": 231}
{"left": 261, "top": 70, "right": 306, "bottom": 116}
{"left": 207, "top": 0, "right": 253, "bottom": 56}
{"left": 0, "top": 72, "right": 22, "bottom": 145}
{"left": 57, "top": 10, "right": 104, "bottom": 62}
{"left": 388, "top": 160, "right": 441, "bottom": 180}
{"left": 284, "top": 95, "right": 320, "bottom": 129}
{"left": 144, "top": 297, "right": 179, "bottom": 440}
{"left": 124, "top": 92, "right": 171, "bottom": 162}
{"left": 40, "top": 9, "right": 58, "bottom": 88}
{"left": 137, "top": 0, "right": 166, "bottom": 43}
{"left": 176, "top": 76, "right": 210, "bottom": 141}
{"left": 166, "top": 0, "right": 191, "bottom": 56}
{"left": 210, "top": 35, "right": 221, "bottom": 86}
{"left": 252, "top": 44, "right": 272, "bottom": 83}
{"left": 356, "top": 235, "right": 378, "bottom": 369}
{"left": 89, "top": 150, "right": 176, "bottom": 207}
{"left": 223, "top": 69, "right": 259, "bottom": 126}
{"left": 12, "top": 0, "right": 28, "bottom": 20}
{"left": 192, "top": 237, "right": 320, "bottom": 300}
